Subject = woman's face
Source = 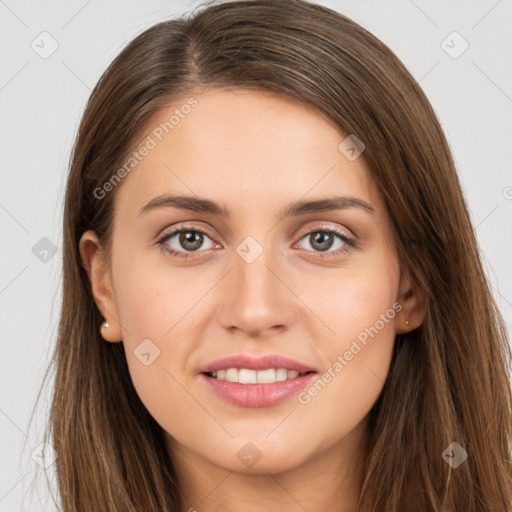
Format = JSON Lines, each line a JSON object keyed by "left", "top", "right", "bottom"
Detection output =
{"left": 82, "top": 89, "right": 410, "bottom": 477}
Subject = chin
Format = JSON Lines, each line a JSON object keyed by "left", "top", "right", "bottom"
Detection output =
{"left": 201, "top": 438, "right": 311, "bottom": 475}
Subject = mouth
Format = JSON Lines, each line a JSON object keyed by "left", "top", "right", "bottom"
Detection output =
{"left": 199, "top": 353, "right": 318, "bottom": 407}
{"left": 203, "top": 368, "right": 316, "bottom": 384}
{"left": 200, "top": 367, "right": 318, "bottom": 408}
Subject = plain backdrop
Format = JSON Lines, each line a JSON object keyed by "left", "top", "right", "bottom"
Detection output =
{"left": 1, "top": 1, "right": 511, "bottom": 510}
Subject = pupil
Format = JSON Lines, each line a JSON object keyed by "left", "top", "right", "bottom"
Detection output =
{"left": 180, "top": 231, "right": 203, "bottom": 251}
{"left": 311, "top": 232, "right": 333, "bottom": 251}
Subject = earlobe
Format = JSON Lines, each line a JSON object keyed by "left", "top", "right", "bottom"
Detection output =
{"left": 79, "top": 230, "right": 123, "bottom": 342}
{"left": 396, "top": 270, "right": 428, "bottom": 334}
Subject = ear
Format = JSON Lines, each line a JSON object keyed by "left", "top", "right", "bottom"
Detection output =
{"left": 395, "top": 269, "right": 428, "bottom": 334}
{"left": 79, "top": 230, "right": 122, "bottom": 343}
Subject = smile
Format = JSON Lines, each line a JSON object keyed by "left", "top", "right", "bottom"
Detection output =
{"left": 201, "top": 370, "right": 317, "bottom": 407}
{"left": 206, "top": 368, "right": 312, "bottom": 384}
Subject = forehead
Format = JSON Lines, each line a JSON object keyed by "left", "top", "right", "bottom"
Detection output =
{"left": 113, "top": 89, "right": 380, "bottom": 218}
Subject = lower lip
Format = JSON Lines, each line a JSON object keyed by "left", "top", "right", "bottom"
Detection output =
{"left": 200, "top": 372, "right": 317, "bottom": 407}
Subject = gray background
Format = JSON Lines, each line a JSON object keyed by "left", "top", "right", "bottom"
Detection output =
{"left": 1, "top": 0, "right": 511, "bottom": 510}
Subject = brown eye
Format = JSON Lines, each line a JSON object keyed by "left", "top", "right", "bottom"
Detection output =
{"left": 296, "top": 227, "right": 356, "bottom": 257}
{"left": 175, "top": 230, "right": 204, "bottom": 252}
{"left": 306, "top": 231, "right": 337, "bottom": 252}
{"left": 157, "top": 225, "right": 218, "bottom": 259}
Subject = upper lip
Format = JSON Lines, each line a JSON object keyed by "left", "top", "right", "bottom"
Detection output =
{"left": 199, "top": 354, "right": 317, "bottom": 374}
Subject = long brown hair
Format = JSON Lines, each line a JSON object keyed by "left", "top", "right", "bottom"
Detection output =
{"left": 32, "top": 0, "right": 512, "bottom": 510}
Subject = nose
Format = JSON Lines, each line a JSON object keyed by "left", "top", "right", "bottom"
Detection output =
{"left": 217, "top": 241, "right": 297, "bottom": 338}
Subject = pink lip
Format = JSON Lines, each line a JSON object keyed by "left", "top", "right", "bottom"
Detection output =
{"left": 200, "top": 372, "right": 317, "bottom": 408}
{"left": 199, "top": 354, "right": 317, "bottom": 373}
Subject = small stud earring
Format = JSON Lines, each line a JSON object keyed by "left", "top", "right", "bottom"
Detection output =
{"left": 101, "top": 321, "right": 110, "bottom": 330}
{"left": 404, "top": 320, "right": 411, "bottom": 327}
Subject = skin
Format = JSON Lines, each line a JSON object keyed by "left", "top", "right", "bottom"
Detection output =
{"left": 80, "top": 89, "right": 427, "bottom": 512}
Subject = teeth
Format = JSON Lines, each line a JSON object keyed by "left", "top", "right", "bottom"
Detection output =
{"left": 239, "top": 369, "right": 257, "bottom": 384}
{"left": 225, "top": 368, "right": 238, "bottom": 382}
{"left": 276, "top": 368, "right": 288, "bottom": 381}
{"left": 257, "top": 369, "right": 276, "bottom": 383}
{"left": 208, "top": 368, "right": 308, "bottom": 384}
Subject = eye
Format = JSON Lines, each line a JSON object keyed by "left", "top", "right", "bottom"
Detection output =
{"left": 156, "top": 225, "right": 219, "bottom": 260}
{"left": 295, "top": 225, "right": 357, "bottom": 258}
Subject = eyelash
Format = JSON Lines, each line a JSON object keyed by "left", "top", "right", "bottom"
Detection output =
{"left": 156, "top": 223, "right": 358, "bottom": 261}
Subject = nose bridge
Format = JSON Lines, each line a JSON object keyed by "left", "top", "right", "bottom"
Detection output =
{"left": 234, "top": 233, "right": 279, "bottom": 302}
{"left": 217, "top": 230, "right": 295, "bottom": 335}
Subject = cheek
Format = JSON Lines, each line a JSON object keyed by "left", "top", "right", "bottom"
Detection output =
{"left": 296, "top": 304, "right": 397, "bottom": 452}
{"left": 303, "top": 259, "right": 399, "bottom": 345}
{"left": 296, "top": 260, "right": 399, "bottom": 415}
{"left": 110, "top": 248, "right": 210, "bottom": 415}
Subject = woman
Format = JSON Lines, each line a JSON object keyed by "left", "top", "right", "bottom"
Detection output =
{"left": 37, "top": 0, "right": 512, "bottom": 510}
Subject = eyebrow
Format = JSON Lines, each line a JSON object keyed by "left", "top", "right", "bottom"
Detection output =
{"left": 138, "top": 194, "right": 375, "bottom": 218}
